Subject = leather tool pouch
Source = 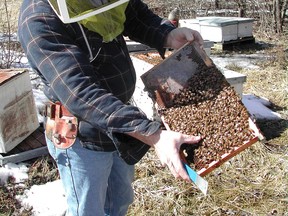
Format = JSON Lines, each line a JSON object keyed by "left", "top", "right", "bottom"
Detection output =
{"left": 45, "top": 102, "right": 78, "bottom": 149}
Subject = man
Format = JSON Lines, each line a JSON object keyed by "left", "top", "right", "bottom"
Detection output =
{"left": 18, "top": 0, "right": 203, "bottom": 215}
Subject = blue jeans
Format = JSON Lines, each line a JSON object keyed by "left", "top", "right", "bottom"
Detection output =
{"left": 46, "top": 137, "right": 134, "bottom": 216}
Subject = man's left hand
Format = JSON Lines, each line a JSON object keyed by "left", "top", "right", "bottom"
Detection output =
{"left": 164, "top": 27, "right": 204, "bottom": 50}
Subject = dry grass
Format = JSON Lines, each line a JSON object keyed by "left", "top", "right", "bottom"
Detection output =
{"left": 129, "top": 143, "right": 288, "bottom": 215}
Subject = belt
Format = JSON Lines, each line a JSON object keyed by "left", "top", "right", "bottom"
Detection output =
{"left": 45, "top": 101, "right": 73, "bottom": 119}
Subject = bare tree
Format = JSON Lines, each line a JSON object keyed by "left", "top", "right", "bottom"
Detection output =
{"left": 0, "top": 0, "right": 23, "bottom": 69}
{"left": 236, "top": 0, "right": 246, "bottom": 17}
{"left": 280, "top": 0, "right": 288, "bottom": 30}
{"left": 215, "top": 0, "right": 220, "bottom": 9}
{"left": 272, "top": 0, "right": 287, "bottom": 33}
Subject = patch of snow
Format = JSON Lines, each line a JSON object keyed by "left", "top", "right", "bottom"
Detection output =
{"left": 17, "top": 180, "right": 67, "bottom": 216}
{"left": 131, "top": 56, "right": 154, "bottom": 119}
{"left": 210, "top": 54, "right": 268, "bottom": 70}
{"left": 0, "top": 163, "right": 29, "bottom": 185}
{"left": 32, "top": 89, "right": 49, "bottom": 124}
{"left": 242, "top": 94, "right": 282, "bottom": 120}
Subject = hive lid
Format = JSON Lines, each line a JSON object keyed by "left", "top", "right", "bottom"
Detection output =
{"left": 0, "top": 69, "right": 28, "bottom": 86}
{"left": 229, "top": 17, "right": 255, "bottom": 23}
{"left": 179, "top": 18, "right": 200, "bottom": 24}
{"left": 199, "top": 17, "right": 238, "bottom": 26}
{"left": 141, "top": 42, "right": 213, "bottom": 108}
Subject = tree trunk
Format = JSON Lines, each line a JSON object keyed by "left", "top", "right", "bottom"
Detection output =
{"left": 273, "top": 0, "right": 283, "bottom": 33}
{"left": 281, "top": 0, "right": 288, "bottom": 28}
{"left": 215, "top": 0, "right": 219, "bottom": 9}
{"left": 236, "top": 0, "right": 246, "bottom": 17}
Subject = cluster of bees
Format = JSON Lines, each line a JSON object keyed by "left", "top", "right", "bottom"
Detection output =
{"left": 158, "top": 62, "right": 255, "bottom": 170}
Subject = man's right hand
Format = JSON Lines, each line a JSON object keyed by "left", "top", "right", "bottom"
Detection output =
{"left": 127, "top": 129, "right": 201, "bottom": 182}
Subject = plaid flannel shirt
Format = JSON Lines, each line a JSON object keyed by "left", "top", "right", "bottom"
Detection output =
{"left": 18, "top": 0, "right": 175, "bottom": 164}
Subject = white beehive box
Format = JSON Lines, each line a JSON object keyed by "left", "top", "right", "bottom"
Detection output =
{"left": 179, "top": 19, "right": 201, "bottom": 32}
{"left": 203, "top": 40, "right": 214, "bottom": 56}
{"left": 221, "top": 68, "right": 246, "bottom": 98}
{"left": 236, "top": 18, "right": 254, "bottom": 38}
{"left": 179, "top": 17, "right": 254, "bottom": 43}
{"left": 0, "top": 69, "right": 39, "bottom": 153}
{"left": 199, "top": 17, "right": 239, "bottom": 43}
{"left": 178, "top": 19, "right": 214, "bottom": 53}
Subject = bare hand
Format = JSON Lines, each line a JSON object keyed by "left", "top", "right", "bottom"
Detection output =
{"left": 150, "top": 130, "right": 201, "bottom": 182}
{"left": 164, "top": 27, "right": 204, "bottom": 50}
{"left": 127, "top": 129, "right": 201, "bottom": 182}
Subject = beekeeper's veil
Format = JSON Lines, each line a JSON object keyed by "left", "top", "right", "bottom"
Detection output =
{"left": 48, "top": 0, "right": 129, "bottom": 42}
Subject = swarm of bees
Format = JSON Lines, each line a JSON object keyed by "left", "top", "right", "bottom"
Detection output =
{"left": 158, "top": 62, "right": 255, "bottom": 170}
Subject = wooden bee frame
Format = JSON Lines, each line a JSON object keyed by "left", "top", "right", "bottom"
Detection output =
{"left": 141, "top": 42, "right": 263, "bottom": 176}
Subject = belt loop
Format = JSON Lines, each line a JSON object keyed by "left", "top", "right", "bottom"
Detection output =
{"left": 55, "top": 102, "right": 62, "bottom": 118}
{"left": 45, "top": 103, "right": 56, "bottom": 119}
{"left": 45, "top": 101, "right": 73, "bottom": 118}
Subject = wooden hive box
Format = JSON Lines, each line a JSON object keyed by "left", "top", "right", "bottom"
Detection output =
{"left": 0, "top": 69, "right": 39, "bottom": 153}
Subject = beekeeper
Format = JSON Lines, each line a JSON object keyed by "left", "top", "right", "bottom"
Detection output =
{"left": 18, "top": 0, "right": 203, "bottom": 215}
